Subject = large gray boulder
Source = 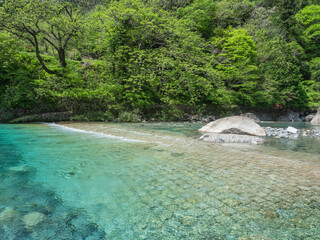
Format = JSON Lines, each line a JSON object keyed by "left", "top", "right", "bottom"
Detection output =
{"left": 198, "top": 116, "right": 266, "bottom": 136}
{"left": 311, "top": 106, "right": 320, "bottom": 125}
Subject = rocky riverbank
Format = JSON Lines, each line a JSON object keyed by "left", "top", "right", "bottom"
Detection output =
{"left": 263, "top": 127, "right": 320, "bottom": 139}
{"left": 198, "top": 114, "right": 320, "bottom": 145}
{"left": 200, "top": 126, "right": 320, "bottom": 145}
{"left": 1, "top": 104, "right": 320, "bottom": 124}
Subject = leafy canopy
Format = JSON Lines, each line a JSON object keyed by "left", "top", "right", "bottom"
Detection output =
{"left": 296, "top": 5, "right": 320, "bottom": 40}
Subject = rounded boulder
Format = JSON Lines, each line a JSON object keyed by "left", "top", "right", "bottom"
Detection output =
{"left": 198, "top": 116, "right": 266, "bottom": 136}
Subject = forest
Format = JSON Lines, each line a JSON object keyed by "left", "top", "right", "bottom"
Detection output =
{"left": 0, "top": 0, "right": 319, "bottom": 121}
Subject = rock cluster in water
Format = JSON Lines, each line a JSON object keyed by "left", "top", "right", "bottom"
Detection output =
{"left": 199, "top": 112, "right": 320, "bottom": 144}
{"left": 263, "top": 127, "right": 320, "bottom": 139}
{"left": 200, "top": 133, "right": 264, "bottom": 144}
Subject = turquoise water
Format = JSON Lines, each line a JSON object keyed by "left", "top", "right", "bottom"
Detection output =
{"left": 0, "top": 122, "right": 320, "bottom": 239}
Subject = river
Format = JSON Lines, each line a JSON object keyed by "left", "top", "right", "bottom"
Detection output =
{"left": 0, "top": 122, "right": 319, "bottom": 239}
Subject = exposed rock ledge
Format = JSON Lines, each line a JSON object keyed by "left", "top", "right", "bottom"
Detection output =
{"left": 200, "top": 133, "right": 264, "bottom": 145}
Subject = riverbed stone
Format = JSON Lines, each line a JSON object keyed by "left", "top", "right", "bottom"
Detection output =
{"left": 23, "top": 212, "right": 45, "bottom": 228}
{"left": 263, "top": 126, "right": 320, "bottom": 139}
{"left": 198, "top": 116, "right": 266, "bottom": 136}
{"left": 311, "top": 106, "right": 320, "bottom": 125}
{"left": 289, "top": 134, "right": 299, "bottom": 139}
{"left": 286, "top": 126, "right": 298, "bottom": 134}
{"left": 279, "top": 132, "right": 288, "bottom": 138}
{"left": 200, "top": 133, "right": 264, "bottom": 144}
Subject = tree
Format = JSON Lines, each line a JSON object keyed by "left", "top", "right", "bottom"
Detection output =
{"left": 258, "top": 38, "right": 308, "bottom": 108}
{"left": 86, "top": 0, "right": 229, "bottom": 112}
{"left": 0, "top": 0, "right": 85, "bottom": 75}
{"left": 306, "top": 57, "right": 320, "bottom": 106}
{"left": 213, "top": 0, "right": 255, "bottom": 29}
{"left": 296, "top": 5, "right": 320, "bottom": 41}
{"left": 177, "top": 0, "right": 217, "bottom": 39}
{"left": 258, "top": 0, "right": 308, "bottom": 36}
{"left": 0, "top": 32, "right": 20, "bottom": 91}
{"left": 211, "top": 28, "right": 260, "bottom": 107}
{"left": 149, "top": 0, "right": 193, "bottom": 11}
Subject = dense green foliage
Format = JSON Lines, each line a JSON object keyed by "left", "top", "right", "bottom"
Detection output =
{"left": 1, "top": 0, "right": 319, "bottom": 121}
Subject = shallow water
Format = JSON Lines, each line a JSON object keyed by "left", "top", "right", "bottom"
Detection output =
{"left": 0, "top": 122, "right": 319, "bottom": 239}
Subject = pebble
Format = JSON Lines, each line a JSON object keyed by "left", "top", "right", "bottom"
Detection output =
{"left": 286, "top": 126, "right": 298, "bottom": 134}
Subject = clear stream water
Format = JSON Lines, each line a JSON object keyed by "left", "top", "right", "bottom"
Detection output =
{"left": 0, "top": 122, "right": 319, "bottom": 239}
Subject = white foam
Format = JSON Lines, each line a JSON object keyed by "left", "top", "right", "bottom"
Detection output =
{"left": 44, "top": 123, "right": 147, "bottom": 143}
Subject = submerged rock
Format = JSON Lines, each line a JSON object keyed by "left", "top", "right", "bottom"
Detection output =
{"left": 0, "top": 207, "right": 15, "bottom": 222}
{"left": 200, "top": 133, "right": 264, "bottom": 144}
{"left": 9, "top": 165, "right": 30, "bottom": 172}
{"left": 311, "top": 106, "right": 320, "bottom": 125}
{"left": 289, "top": 134, "right": 299, "bottom": 139}
{"left": 23, "top": 212, "right": 45, "bottom": 228}
{"left": 198, "top": 116, "right": 266, "bottom": 136}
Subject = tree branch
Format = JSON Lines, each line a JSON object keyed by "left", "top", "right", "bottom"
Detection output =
{"left": 43, "top": 36, "right": 59, "bottom": 51}
{"left": 32, "top": 34, "right": 59, "bottom": 75}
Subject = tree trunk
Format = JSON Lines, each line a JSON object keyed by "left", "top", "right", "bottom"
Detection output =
{"left": 58, "top": 48, "right": 67, "bottom": 68}
{"left": 33, "top": 36, "right": 58, "bottom": 75}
